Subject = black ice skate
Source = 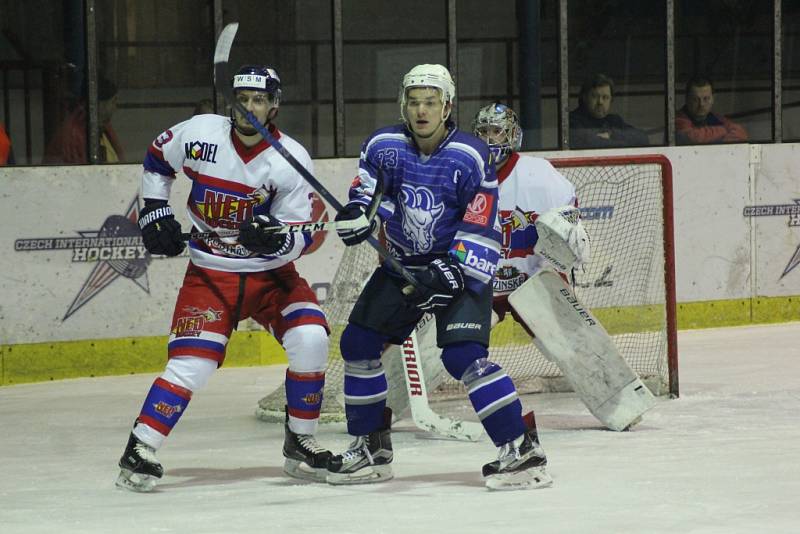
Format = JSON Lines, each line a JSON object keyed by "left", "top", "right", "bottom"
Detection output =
{"left": 482, "top": 411, "right": 552, "bottom": 491}
{"left": 116, "top": 432, "right": 163, "bottom": 493}
{"left": 326, "top": 408, "right": 393, "bottom": 485}
{"left": 283, "top": 407, "right": 332, "bottom": 482}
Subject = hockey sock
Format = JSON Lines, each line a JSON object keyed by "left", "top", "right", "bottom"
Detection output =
{"left": 343, "top": 359, "right": 388, "bottom": 436}
{"left": 135, "top": 377, "right": 192, "bottom": 443}
{"left": 285, "top": 369, "right": 325, "bottom": 435}
{"left": 462, "top": 358, "right": 527, "bottom": 446}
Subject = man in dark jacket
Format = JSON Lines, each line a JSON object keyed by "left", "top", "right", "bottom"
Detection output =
{"left": 569, "top": 73, "right": 649, "bottom": 149}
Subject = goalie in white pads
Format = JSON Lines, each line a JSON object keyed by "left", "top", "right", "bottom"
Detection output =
{"left": 473, "top": 102, "right": 655, "bottom": 431}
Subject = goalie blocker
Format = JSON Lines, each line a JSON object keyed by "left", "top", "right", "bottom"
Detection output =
{"left": 508, "top": 270, "right": 656, "bottom": 431}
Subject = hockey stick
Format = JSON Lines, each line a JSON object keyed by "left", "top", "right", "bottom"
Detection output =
{"left": 213, "top": 23, "right": 420, "bottom": 290}
{"left": 399, "top": 317, "right": 485, "bottom": 442}
{"left": 182, "top": 218, "right": 368, "bottom": 241}
{"left": 182, "top": 172, "right": 384, "bottom": 242}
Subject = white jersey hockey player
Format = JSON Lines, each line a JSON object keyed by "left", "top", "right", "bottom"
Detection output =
{"left": 474, "top": 103, "right": 655, "bottom": 431}
{"left": 116, "top": 65, "right": 332, "bottom": 492}
{"left": 471, "top": 104, "right": 580, "bottom": 312}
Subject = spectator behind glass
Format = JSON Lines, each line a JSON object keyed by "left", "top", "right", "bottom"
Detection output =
{"left": 43, "top": 77, "right": 126, "bottom": 164}
{"left": 676, "top": 77, "right": 748, "bottom": 145}
{"left": 569, "top": 73, "right": 649, "bottom": 149}
{"left": 0, "top": 123, "right": 14, "bottom": 165}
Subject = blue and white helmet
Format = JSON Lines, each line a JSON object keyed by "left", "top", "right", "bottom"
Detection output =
{"left": 232, "top": 65, "right": 281, "bottom": 107}
{"left": 472, "top": 102, "right": 523, "bottom": 164}
{"left": 399, "top": 64, "right": 455, "bottom": 122}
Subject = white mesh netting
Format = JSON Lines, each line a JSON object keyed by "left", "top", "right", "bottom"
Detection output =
{"left": 257, "top": 156, "right": 675, "bottom": 422}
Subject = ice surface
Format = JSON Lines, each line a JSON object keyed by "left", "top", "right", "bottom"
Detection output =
{"left": 1, "top": 323, "right": 799, "bottom": 534}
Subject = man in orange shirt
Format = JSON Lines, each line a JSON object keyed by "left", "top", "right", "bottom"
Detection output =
{"left": 676, "top": 77, "right": 748, "bottom": 145}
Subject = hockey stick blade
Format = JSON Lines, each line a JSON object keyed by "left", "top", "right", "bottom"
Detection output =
{"left": 213, "top": 23, "right": 238, "bottom": 65}
{"left": 402, "top": 329, "right": 484, "bottom": 442}
{"left": 212, "top": 23, "right": 418, "bottom": 289}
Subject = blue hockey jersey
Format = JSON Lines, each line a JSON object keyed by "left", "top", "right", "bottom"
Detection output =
{"left": 349, "top": 123, "right": 501, "bottom": 292}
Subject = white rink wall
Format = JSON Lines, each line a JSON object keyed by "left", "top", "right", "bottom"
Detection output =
{"left": 1, "top": 143, "right": 799, "bottom": 345}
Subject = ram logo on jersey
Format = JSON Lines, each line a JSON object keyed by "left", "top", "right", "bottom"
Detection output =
{"left": 400, "top": 185, "right": 443, "bottom": 254}
{"left": 452, "top": 241, "right": 497, "bottom": 276}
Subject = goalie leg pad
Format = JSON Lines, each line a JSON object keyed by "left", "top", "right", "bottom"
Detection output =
{"left": 508, "top": 270, "right": 657, "bottom": 431}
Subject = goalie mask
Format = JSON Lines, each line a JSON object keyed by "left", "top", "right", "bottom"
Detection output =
{"left": 472, "top": 102, "right": 523, "bottom": 165}
{"left": 399, "top": 64, "right": 456, "bottom": 123}
{"left": 230, "top": 65, "right": 282, "bottom": 133}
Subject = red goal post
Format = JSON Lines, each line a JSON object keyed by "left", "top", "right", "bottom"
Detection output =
{"left": 548, "top": 153, "right": 678, "bottom": 397}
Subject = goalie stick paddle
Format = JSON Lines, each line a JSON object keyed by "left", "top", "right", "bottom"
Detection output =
{"left": 181, "top": 175, "right": 384, "bottom": 242}
{"left": 213, "top": 23, "right": 420, "bottom": 290}
{"left": 401, "top": 327, "right": 484, "bottom": 442}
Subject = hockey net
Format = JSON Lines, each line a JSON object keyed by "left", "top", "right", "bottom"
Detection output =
{"left": 257, "top": 154, "right": 678, "bottom": 422}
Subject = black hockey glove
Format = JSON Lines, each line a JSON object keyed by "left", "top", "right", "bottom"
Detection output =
{"left": 138, "top": 199, "right": 186, "bottom": 257}
{"left": 335, "top": 202, "right": 377, "bottom": 246}
{"left": 239, "top": 214, "right": 295, "bottom": 256}
{"left": 405, "top": 257, "right": 466, "bottom": 311}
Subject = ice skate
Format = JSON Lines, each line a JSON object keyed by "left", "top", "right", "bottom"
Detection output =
{"left": 283, "top": 408, "right": 332, "bottom": 482}
{"left": 483, "top": 412, "right": 552, "bottom": 491}
{"left": 116, "top": 432, "right": 163, "bottom": 493}
{"left": 326, "top": 408, "right": 393, "bottom": 485}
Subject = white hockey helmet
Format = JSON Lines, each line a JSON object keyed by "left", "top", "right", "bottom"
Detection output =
{"left": 472, "top": 102, "right": 523, "bottom": 163}
{"left": 399, "top": 64, "right": 456, "bottom": 122}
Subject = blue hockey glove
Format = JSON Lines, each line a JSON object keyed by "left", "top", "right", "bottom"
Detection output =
{"left": 405, "top": 257, "right": 466, "bottom": 311}
{"left": 138, "top": 199, "right": 185, "bottom": 257}
{"left": 239, "top": 213, "right": 295, "bottom": 256}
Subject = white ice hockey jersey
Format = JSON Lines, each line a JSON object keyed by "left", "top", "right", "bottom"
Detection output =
{"left": 142, "top": 114, "right": 315, "bottom": 273}
{"left": 494, "top": 152, "right": 577, "bottom": 295}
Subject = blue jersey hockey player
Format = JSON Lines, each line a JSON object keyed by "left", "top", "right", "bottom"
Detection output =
{"left": 326, "top": 64, "right": 552, "bottom": 491}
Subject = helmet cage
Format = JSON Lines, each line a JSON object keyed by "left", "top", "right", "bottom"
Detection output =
{"left": 472, "top": 102, "right": 522, "bottom": 163}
